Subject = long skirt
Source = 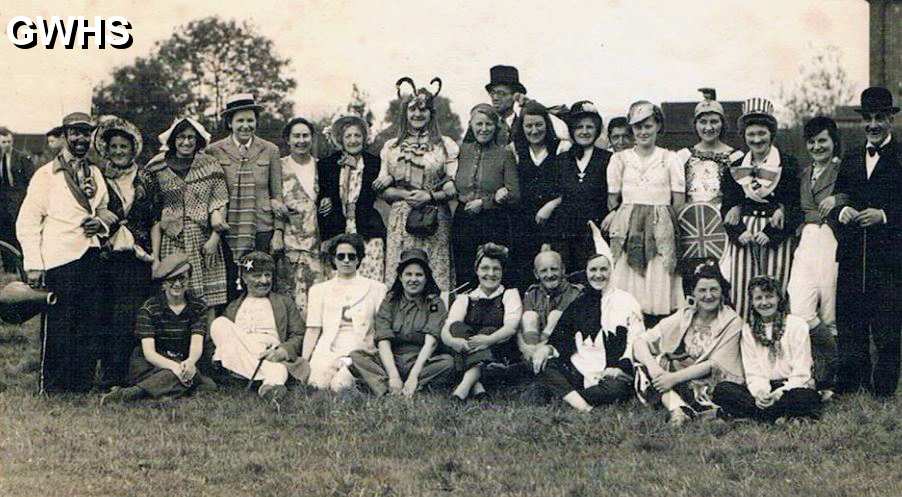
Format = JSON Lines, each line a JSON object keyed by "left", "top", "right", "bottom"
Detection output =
{"left": 609, "top": 204, "right": 682, "bottom": 315}
{"left": 725, "top": 214, "right": 794, "bottom": 319}
{"left": 210, "top": 318, "right": 288, "bottom": 386}
{"left": 451, "top": 208, "right": 510, "bottom": 289}
{"left": 537, "top": 358, "right": 633, "bottom": 406}
{"left": 384, "top": 202, "right": 453, "bottom": 292}
{"left": 161, "top": 223, "right": 227, "bottom": 306}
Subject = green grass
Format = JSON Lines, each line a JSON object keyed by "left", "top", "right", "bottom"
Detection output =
{"left": 1, "top": 318, "right": 900, "bottom": 497}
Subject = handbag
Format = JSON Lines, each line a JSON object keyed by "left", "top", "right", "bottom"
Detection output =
{"left": 405, "top": 178, "right": 450, "bottom": 237}
{"left": 405, "top": 203, "right": 439, "bottom": 237}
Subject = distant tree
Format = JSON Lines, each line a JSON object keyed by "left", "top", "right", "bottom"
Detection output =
{"left": 776, "top": 45, "right": 857, "bottom": 127}
{"left": 371, "top": 95, "right": 463, "bottom": 153}
{"left": 92, "top": 16, "right": 296, "bottom": 159}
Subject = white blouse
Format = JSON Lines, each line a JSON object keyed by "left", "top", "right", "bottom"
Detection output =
{"left": 608, "top": 146, "right": 685, "bottom": 205}
{"left": 741, "top": 314, "right": 815, "bottom": 398}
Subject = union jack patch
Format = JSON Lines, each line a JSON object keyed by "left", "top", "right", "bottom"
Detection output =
{"left": 678, "top": 202, "right": 728, "bottom": 260}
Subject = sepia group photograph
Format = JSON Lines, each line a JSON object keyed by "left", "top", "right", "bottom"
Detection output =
{"left": 0, "top": 1, "right": 899, "bottom": 496}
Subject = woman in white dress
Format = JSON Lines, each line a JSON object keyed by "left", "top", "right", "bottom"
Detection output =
{"left": 603, "top": 101, "right": 685, "bottom": 318}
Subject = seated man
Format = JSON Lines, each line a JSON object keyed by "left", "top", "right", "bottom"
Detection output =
{"left": 210, "top": 251, "right": 306, "bottom": 404}
{"left": 518, "top": 246, "right": 582, "bottom": 359}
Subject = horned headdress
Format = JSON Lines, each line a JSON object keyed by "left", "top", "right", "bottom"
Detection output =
{"left": 396, "top": 77, "right": 443, "bottom": 110}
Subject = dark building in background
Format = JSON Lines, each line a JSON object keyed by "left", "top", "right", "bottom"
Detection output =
{"left": 659, "top": 99, "right": 744, "bottom": 152}
{"left": 869, "top": 0, "right": 902, "bottom": 101}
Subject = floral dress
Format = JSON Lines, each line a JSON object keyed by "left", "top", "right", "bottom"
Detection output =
{"left": 276, "top": 155, "right": 323, "bottom": 318}
{"left": 149, "top": 153, "right": 230, "bottom": 306}
{"left": 379, "top": 134, "right": 459, "bottom": 291}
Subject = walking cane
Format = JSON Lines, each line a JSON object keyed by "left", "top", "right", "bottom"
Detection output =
{"left": 246, "top": 345, "right": 273, "bottom": 391}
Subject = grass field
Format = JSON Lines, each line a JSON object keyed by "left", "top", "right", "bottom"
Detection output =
{"left": 1, "top": 317, "right": 900, "bottom": 497}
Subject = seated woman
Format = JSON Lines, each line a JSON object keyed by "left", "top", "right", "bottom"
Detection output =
{"left": 441, "top": 243, "right": 522, "bottom": 401}
{"left": 303, "top": 233, "right": 387, "bottom": 392}
{"left": 632, "top": 259, "right": 744, "bottom": 426}
{"left": 529, "top": 246, "right": 645, "bottom": 412}
{"left": 351, "top": 249, "right": 454, "bottom": 397}
{"left": 101, "top": 253, "right": 212, "bottom": 404}
{"left": 712, "top": 276, "right": 822, "bottom": 423}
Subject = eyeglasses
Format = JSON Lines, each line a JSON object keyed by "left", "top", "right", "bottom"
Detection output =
{"left": 335, "top": 253, "right": 358, "bottom": 262}
{"left": 165, "top": 273, "right": 190, "bottom": 284}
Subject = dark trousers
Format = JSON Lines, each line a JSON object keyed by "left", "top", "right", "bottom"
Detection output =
{"left": 0, "top": 209, "right": 20, "bottom": 274}
{"left": 96, "top": 254, "right": 153, "bottom": 388}
{"left": 40, "top": 249, "right": 103, "bottom": 393}
{"left": 712, "top": 381, "right": 822, "bottom": 422}
{"left": 128, "top": 347, "right": 194, "bottom": 399}
{"left": 538, "top": 358, "right": 633, "bottom": 406}
{"left": 809, "top": 323, "right": 838, "bottom": 391}
{"left": 223, "top": 230, "right": 274, "bottom": 303}
{"left": 835, "top": 299, "right": 900, "bottom": 397}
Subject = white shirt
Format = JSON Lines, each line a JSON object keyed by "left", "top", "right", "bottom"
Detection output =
{"left": 110, "top": 167, "right": 138, "bottom": 214}
{"left": 866, "top": 134, "right": 891, "bottom": 179}
{"left": 235, "top": 296, "right": 279, "bottom": 343}
{"left": 16, "top": 154, "right": 111, "bottom": 271}
{"left": 741, "top": 314, "right": 814, "bottom": 398}
{"left": 233, "top": 135, "right": 254, "bottom": 154}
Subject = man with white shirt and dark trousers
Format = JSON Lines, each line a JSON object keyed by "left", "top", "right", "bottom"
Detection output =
{"left": 830, "top": 87, "right": 902, "bottom": 398}
{"left": 16, "top": 112, "right": 117, "bottom": 394}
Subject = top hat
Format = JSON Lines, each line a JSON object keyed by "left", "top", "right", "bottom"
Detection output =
{"left": 485, "top": 65, "right": 527, "bottom": 95}
{"left": 737, "top": 97, "right": 777, "bottom": 130}
{"left": 61, "top": 112, "right": 96, "bottom": 130}
{"left": 220, "top": 93, "right": 264, "bottom": 120}
{"left": 853, "top": 87, "right": 900, "bottom": 115}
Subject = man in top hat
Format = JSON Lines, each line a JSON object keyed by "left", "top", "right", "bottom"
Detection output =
{"left": 209, "top": 251, "right": 306, "bottom": 405}
{"left": 207, "top": 93, "right": 288, "bottom": 300}
{"left": 16, "top": 112, "right": 117, "bottom": 394}
{"left": 0, "top": 126, "right": 35, "bottom": 273}
{"left": 831, "top": 86, "right": 902, "bottom": 398}
{"left": 485, "top": 65, "right": 569, "bottom": 143}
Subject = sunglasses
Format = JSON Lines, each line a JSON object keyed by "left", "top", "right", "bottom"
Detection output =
{"left": 165, "top": 273, "right": 190, "bottom": 284}
{"left": 335, "top": 252, "right": 358, "bottom": 262}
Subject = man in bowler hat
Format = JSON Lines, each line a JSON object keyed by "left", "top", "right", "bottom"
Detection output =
{"left": 831, "top": 87, "right": 901, "bottom": 398}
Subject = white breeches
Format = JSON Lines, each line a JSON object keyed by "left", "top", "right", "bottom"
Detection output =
{"left": 210, "top": 318, "right": 288, "bottom": 386}
{"left": 787, "top": 224, "right": 838, "bottom": 326}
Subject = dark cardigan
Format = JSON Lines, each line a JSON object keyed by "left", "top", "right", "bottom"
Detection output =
{"left": 317, "top": 150, "right": 387, "bottom": 241}
{"left": 552, "top": 146, "right": 612, "bottom": 238}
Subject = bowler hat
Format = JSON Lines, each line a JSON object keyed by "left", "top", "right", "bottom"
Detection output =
{"left": 485, "top": 65, "right": 527, "bottom": 95}
{"left": 153, "top": 252, "right": 191, "bottom": 281}
{"left": 220, "top": 93, "right": 264, "bottom": 120}
{"left": 61, "top": 112, "right": 96, "bottom": 131}
{"left": 853, "top": 87, "right": 899, "bottom": 115}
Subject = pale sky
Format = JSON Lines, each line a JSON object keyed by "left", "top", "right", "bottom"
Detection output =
{"left": 1, "top": 0, "right": 869, "bottom": 134}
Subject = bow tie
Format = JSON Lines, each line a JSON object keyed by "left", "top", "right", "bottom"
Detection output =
{"left": 867, "top": 145, "right": 882, "bottom": 158}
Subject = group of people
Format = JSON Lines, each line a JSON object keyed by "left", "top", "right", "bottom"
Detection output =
{"left": 1, "top": 64, "right": 898, "bottom": 425}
